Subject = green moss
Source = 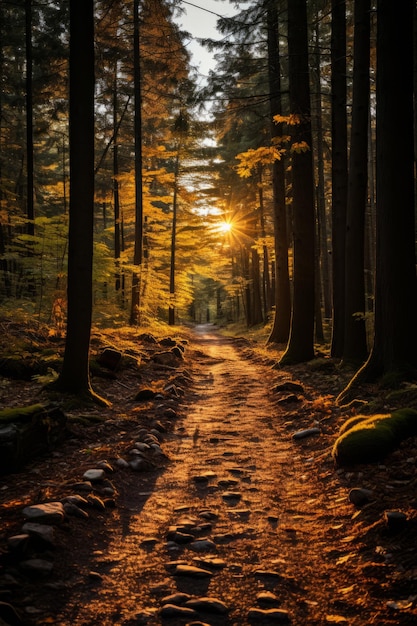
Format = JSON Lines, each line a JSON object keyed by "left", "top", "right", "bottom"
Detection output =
{"left": 388, "top": 408, "right": 417, "bottom": 438}
{"left": 332, "top": 407, "right": 417, "bottom": 467}
{"left": 333, "top": 422, "right": 395, "bottom": 466}
{"left": 338, "top": 414, "right": 371, "bottom": 435}
{"left": 0, "top": 404, "right": 45, "bottom": 423}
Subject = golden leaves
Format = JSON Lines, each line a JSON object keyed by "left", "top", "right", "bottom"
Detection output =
{"left": 234, "top": 146, "right": 283, "bottom": 178}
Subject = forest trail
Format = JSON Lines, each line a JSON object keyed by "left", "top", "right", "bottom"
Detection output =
{"left": 6, "top": 325, "right": 417, "bottom": 626}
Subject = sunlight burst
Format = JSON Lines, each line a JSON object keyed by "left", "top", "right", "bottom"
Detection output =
{"left": 212, "top": 210, "right": 257, "bottom": 246}
{"left": 218, "top": 221, "right": 233, "bottom": 234}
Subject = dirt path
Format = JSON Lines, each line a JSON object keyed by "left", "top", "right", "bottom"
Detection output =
{"left": 19, "top": 325, "right": 416, "bottom": 625}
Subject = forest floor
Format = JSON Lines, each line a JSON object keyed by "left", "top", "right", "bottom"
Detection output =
{"left": 1, "top": 320, "right": 417, "bottom": 626}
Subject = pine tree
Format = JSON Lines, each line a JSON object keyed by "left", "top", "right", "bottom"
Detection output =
{"left": 280, "top": 0, "right": 315, "bottom": 365}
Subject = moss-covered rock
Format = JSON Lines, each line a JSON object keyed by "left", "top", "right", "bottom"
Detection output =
{"left": 332, "top": 408, "right": 417, "bottom": 466}
{"left": 388, "top": 407, "right": 417, "bottom": 438}
{"left": 338, "top": 414, "right": 370, "bottom": 435}
{"left": 0, "top": 404, "right": 45, "bottom": 424}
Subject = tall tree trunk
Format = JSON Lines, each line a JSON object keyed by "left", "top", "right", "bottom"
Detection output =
{"left": 25, "top": 0, "right": 36, "bottom": 299}
{"left": 113, "top": 72, "right": 121, "bottom": 293}
{"left": 342, "top": 0, "right": 370, "bottom": 366}
{"left": 0, "top": 15, "right": 10, "bottom": 297}
{"left": 55, "top": 0, "right": 107, "bottom": 404}
{"left": 365, "top": 116, "right": 376, "bottom": 312}
{"left": 315, "top": 198, "right": 324, "bottom": 342}
{"left": 25, "top": 0, "right": 34, "bottom": 239}
{"left": 280, "top": 0, "right": 315, "bottom": 365}
{"left": 338, "top": 0, "right": 417, "bottom": 402}
{"left": 330, "top": 0, "right": 348, "bottom": 357}
{"left": 267, "top": 0, "right": 291, "bottom": 344}
{"left": 250, "top": 247, "right": 264, "bottom": 326}
{"left": 241, "top": 246, "right": 251, "bottom": 327}
{"left": 414, "top": 4, "right": 417, "bottom": 225}
{"left": 258, "top": 166, "right": 271, "bottom": 318}
{"left": 0, "top": 223, "right": 11, "bottom": 297}
{"left": 130, "top": 0, "right": 144, "bottom": 325}
{"left": 169, "top": 150, "right": 179, "bottom": 326}
{"left": 312, "top": 15, "right": 331, "bottom": 322}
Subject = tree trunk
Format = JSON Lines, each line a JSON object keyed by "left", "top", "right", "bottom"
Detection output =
{"left": 169, "top": 150, "right": 179, "bottom": 326}
{"left": 315, "top": 201, "right": 324, "bottom": 343}
{"left": 312, "top": 17, "right": 331, "bottom": 322}
{"left": 130, "top": 0, "right": 144, "bottom": 325}
{"left": 241, "top": 246, "right": 251, "bottom": 327}
{"left": 280, "top": 0, "right": 315, "bottom": 365}
{"left": 24, "top": 0, "right": 36, "bottom": 298}
{"left": 55, "top": 0, "right": 107, "bottom": 405}
{"left": 113, "top": 71, "right": 121, "bottom": 293}
{"left": 342, "top": 0, "right": 370, "bottom": 366}
{"left": 330, "top": 0, "right": 348, "bottom": 357}
{"left": 25, "top": 0, "right": 34, "bottom": 239}
{"left": 258, "top": 167, "right": 271, "bottom": 318}
{"left": 267, "top": 1, "right": 291, "bottom": 344}
{"left": 250, "top": 247, "right": 264, "bottom": 327}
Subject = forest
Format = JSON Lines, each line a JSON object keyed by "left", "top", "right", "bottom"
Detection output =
{"left": 1, "top": 0, "right": 416, "bottom": 395}
{"left": 1, "top": 2, "right": 417, "bottom": 624}
{"left": 1, "top": 0, "right": 417, "bottom": 405}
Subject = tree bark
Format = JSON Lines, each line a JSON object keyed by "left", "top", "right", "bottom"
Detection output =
{"left": 312, "top": 12, "right": 331, "bottom": 324}
{"left": 267, "top": 1, "right": 291, "bottom": 345}
{"left": 330, "top": 0, "right": 348, "bottom": 357}
{"left": 130, "top": 0, "right": 144, "bottom": 325}
{"left": 113, "top": 70, "right": 121, "bottom": 293}
{"left": 55, "top": 0, "right": 107, "bottom": 404}
{"left": 280, "top": 0, "right": 315, "bottom": 365}
{"left": 342, "top": 0, "right": 370, "bottom": 366}
{"left": 25, "top": 0, "right": 34, "bottom": 239}
{"left": 169, "top": 150, "right": 179, "bottom": 326}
